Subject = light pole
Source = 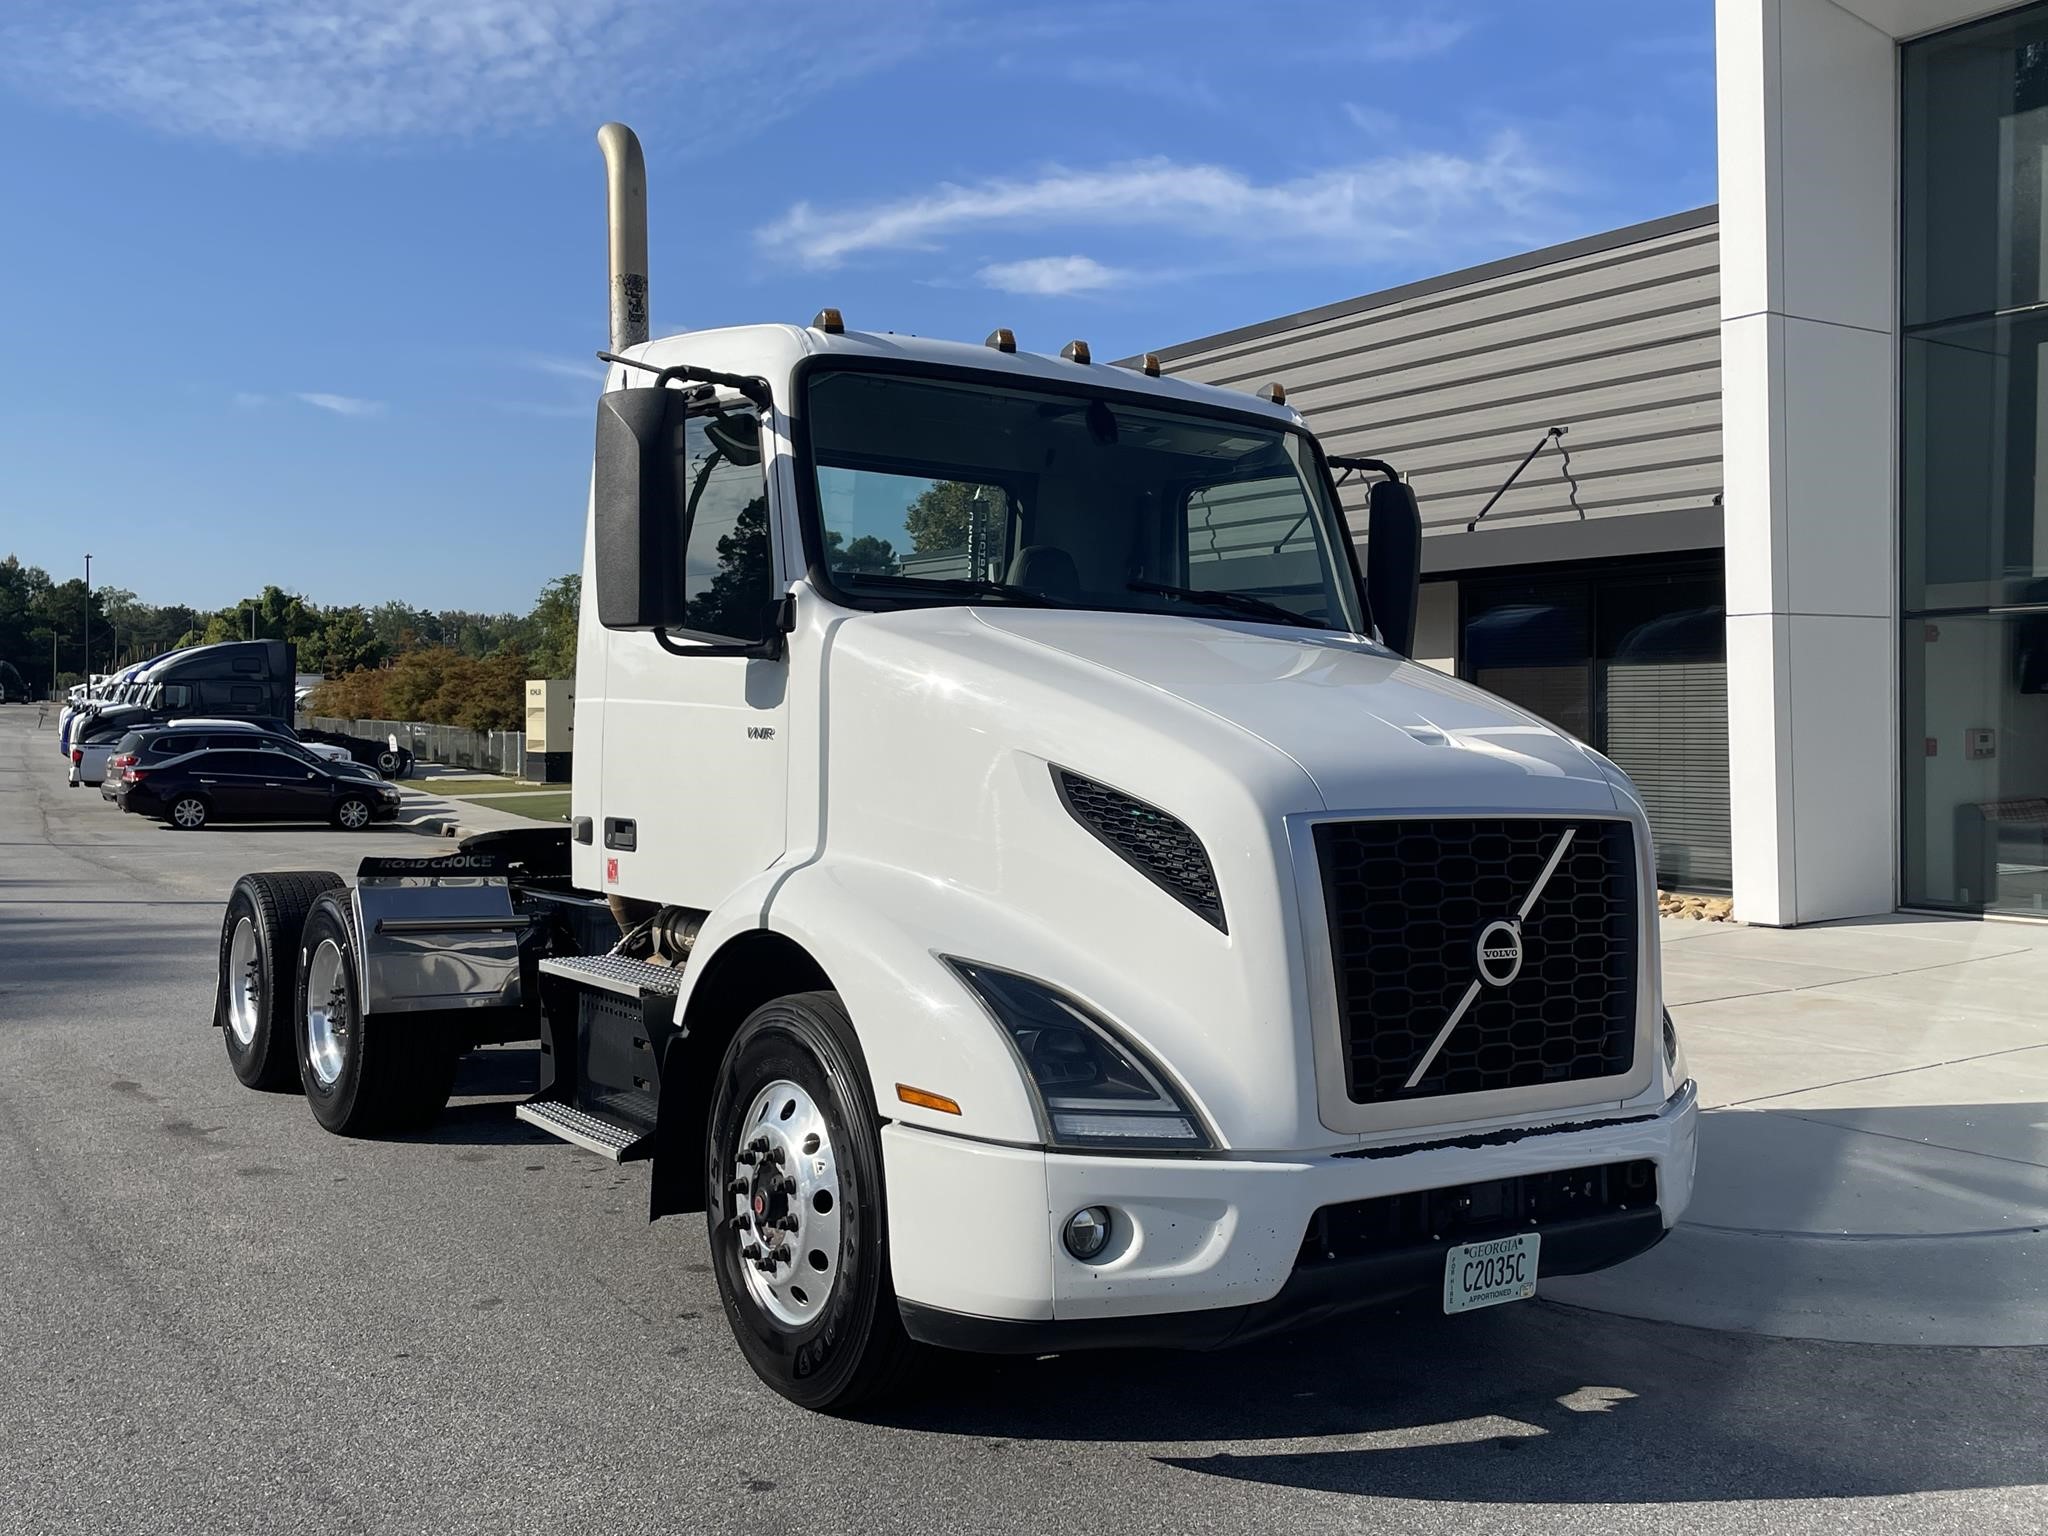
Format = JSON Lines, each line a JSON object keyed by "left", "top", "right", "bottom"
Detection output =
{"left": 83, "top": 553, "right": 93, "bottom": 695}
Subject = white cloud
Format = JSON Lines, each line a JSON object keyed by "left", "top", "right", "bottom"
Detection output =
{"left": 1356, "top": 15, "right": 1473, "bottom": 63}
{"left": 0, "top": 0, "right": 937, "bottom": 149}
{"left": 977, "top": 255, "right": 1128, "bottom": 296}
{"left": 296, "top": 392, "right": 385, "bottom": 417}
{"left": 759, "top": 134, "right": 1560, "bottom": 272}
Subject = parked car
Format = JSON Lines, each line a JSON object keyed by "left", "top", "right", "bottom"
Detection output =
{"left": 98, "top": 722, "right": 356, "bottom": 799}
{"left": 118, "top": 742, "right": 403, "bottom": 830}
{"left": 76, "top": 717, "right": 353, "bottom": 789}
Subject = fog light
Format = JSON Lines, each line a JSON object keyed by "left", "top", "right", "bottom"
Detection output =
{"left": 1062, "top": 1206, "right": 1112, "bottom": 1261}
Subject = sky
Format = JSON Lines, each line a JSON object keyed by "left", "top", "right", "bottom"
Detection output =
{"left": 0, "top": 0, "right": 1716, "bottom": 614}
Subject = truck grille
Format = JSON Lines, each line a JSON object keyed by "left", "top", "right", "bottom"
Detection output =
{"left": 1314, "top": 817, "right": 1638, "bottom": 1105}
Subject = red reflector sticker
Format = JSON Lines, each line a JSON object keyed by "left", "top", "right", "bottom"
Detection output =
{"left": 605, "top": 857, "right": 619, "bottom": 885}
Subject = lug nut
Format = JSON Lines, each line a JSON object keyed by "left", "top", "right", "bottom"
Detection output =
{"left": 748, "top": 1137, "right": 770, "bottom": 1154}
{"left": 742, "top": 1242, "right": 762, "bottom": 1261}
{"left": 772, "top": 1245, "right": 792, "bottom": 1265}
{"left": 734, "top": 1213, "right": 753, "bottom": 1232}
{"left": 778, "top": 1176, "right": 798, "bottom": 1197}
{"left": 736, "top": 1150, "right": 758, "bottom": 1166}
{"left": 779, "top": 1214, "right": 800, "bottom": 1232}
{"left": 727, "top": 1177, "right": 749, "bottom": 1195}
{"left": 766, "top": 1146, "right": 786, "bottom": 1166}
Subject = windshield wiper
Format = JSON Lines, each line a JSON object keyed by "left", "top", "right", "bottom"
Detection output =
{"left": 1126, "top": 579, "right": 1329, "bottom": 630}
{"left": 845, "top": 573, "right": 1076, "bottom": 607}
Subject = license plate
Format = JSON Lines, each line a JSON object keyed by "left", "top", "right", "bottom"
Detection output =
{"left": 1443, "top": 1232, "right": 1540, "bottom": 1314}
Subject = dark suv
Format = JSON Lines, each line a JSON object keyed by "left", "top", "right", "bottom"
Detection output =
{"left": 118, "top": 742, "right": 403, "bottom": 830}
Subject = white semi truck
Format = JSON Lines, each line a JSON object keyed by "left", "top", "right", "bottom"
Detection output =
{"left": 213, "top": 123, "right": 1696, "bottom": 1411}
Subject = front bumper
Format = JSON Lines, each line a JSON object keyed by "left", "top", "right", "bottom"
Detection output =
{"left": 887, "top": 1079, "right": 1697, "bottom": 1353}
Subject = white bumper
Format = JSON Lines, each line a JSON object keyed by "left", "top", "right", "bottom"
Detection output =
{"left": 885, "top": 1081, "right": 1696, "bottom": 1338}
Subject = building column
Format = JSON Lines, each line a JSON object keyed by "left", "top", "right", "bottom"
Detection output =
{"left": 1717, "top": 0, "right": 1901, "bottom": 924}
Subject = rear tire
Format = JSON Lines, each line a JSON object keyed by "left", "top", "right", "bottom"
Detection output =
{"left": 295, "top": 894, "right": 460, "bottom": 1135}
{"left": 215, "top": 871, "right": 346, "bottom": 1090}
{"left": 375, "top": 749, "right": 402, "bottom": 777}
{"left": 706, "top": 991, "right": 919, "bottom": 1412}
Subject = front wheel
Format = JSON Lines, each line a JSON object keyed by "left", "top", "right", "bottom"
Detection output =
{"left": 169, "top": 795, "right": 209, "bottom": 830}
{"left": 334, "top": 795, "right": 372, "bottom": 830}
{"left": 706, "top": 991, "right": 917, "bottom": 1412}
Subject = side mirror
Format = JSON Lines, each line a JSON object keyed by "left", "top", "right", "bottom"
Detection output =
{"left": 593, "top": 387, "right": 690, "bottom": 630}
{"left": 1365, "top": 478, "right": 1422, "bottom": 659}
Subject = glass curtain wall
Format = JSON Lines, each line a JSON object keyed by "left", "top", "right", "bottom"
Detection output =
{"left": 1902, "top": 6, "right": 2048, "bottom": 916}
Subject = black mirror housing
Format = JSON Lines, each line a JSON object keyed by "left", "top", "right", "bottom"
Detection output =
{"left": 1365, "top": 478, "right": 1422, "bottom": 659}
{"left": 594, "top": 387, "right": 689, "bottom": 631}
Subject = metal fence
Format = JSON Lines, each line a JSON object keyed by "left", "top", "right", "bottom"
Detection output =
{"left": 308, "top": 716, "right": 527, "bottom": 775}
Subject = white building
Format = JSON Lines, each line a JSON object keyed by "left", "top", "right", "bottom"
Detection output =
{"left": 1147, "top": 0, "right": 2048, "bottom": 926}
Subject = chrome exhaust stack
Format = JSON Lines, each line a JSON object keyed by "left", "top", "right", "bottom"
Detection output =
{"left": 597, "top": 122, "right": 649, "bottom": 353}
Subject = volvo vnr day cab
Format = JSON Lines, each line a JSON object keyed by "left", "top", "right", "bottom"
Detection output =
{"left": 213, "top": 124, "right": 1696, "bottom": 1410}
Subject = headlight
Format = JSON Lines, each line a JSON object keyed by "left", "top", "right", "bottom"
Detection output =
{"left": 944, "top": 959, "right": 1212, "bottom": 1150}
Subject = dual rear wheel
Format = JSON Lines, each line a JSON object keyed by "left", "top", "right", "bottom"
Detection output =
{"left": 214, "top": 875, "right": 458, "bottom": 1129}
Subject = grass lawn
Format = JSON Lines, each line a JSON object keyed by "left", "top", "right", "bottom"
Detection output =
{"left": 476, "top": 791, "right": 571, "bottom": 822}
{"left": 398, "top": 775, "right": 572, "bottom": 823}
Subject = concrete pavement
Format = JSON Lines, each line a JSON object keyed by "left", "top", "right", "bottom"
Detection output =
{"left": 1549, "top": 912, "right": 2048, "bottom": 1345}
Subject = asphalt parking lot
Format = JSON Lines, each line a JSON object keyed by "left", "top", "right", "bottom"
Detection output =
{"left": 2, "top": 704, "right": 2043, "bottom": 1535}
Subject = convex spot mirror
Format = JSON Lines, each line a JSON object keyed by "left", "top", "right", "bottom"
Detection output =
{"left": 703, "top": 412, "right": 761, "bottom": 468}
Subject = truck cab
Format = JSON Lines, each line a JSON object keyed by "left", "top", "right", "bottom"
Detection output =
{"left": 211, "top": 123, "right": 1694, "bottom": 1413}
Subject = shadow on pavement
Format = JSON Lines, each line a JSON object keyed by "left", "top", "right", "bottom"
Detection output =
{"left": 870, "top": 1301, "right": 2047, "bottom": 1504}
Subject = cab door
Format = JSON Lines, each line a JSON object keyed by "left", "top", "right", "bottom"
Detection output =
{"left": 598, "top": 399, "right": 788, "bottom": 909}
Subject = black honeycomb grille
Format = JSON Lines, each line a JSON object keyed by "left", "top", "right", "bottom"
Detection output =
{"left": 1055, "top": 768, "right": 1225, "bottom": 931}
{"left": 1315, "top": 818, "right": 1637, "bottom": 1104}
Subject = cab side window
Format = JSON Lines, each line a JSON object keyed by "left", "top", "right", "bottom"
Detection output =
{"left": 677, "top": 408, "right": 773, "bottom": 642}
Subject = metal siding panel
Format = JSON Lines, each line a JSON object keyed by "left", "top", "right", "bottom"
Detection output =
{"left": 1156, "top": 218, "right": 1723, "bottom": 562}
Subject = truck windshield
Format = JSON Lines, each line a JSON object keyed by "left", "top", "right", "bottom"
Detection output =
{"left": 803, "top": 368, "right": 1366, "bottom": 633}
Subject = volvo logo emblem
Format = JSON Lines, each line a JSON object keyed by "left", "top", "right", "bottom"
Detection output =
{"left": 1475, "top": 919, "right": 1524, "bottom": 987}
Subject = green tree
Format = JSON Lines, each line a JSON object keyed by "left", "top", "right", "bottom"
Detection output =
{"left": 313, "top": 606, "right": 383, "bottom": 676}
{"left": 902, "top": 480, "right": 988, "bottom": 554}
{"left": 525, "top": 573, "right": 580, "bottom": 677}
{"left": 838, "top": 534, "right": 897, "bottom": 572}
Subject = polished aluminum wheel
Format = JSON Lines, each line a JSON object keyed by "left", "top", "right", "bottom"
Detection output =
{"left": 226, "top": 916, "right": 261, "bottom": 1046}
{"left": 303, "top": 937, "right": 350, "bottom": 1087}
{"left": 171, "top": 797, "right": 206, "bottom": 829}
{"left": 728, "top": 1079, "right": 843, "bottom": 1327}
{"left": 336, "top": 799, "right": 370, "bottom": 830}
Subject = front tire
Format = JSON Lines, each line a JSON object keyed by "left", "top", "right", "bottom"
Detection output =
{"left": 170, "top": 795, "right": 208, "bottom": 830}
{"left": 295, "top": 894, "right": 459, "bottom": 1135}
{"left": 706, "top": 991, "right": 917, "bottom": 1412}
{"left": 334, "top": 795, "right": 373, "bottom": 830}
{"left": 215, "top": 871, "right": 346, "bottom": 1089}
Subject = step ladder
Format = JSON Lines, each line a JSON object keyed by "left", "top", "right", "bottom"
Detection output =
{"left": 515, "top": 954, "right": 684, "bottom": 1161}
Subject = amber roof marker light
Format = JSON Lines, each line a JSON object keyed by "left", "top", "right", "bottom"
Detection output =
{"left": 1060, "top": 339, "right": 1092, "bottom": 364}
{"left": 811, "top": 307, "right": 845, "bottom": 334}
{"left": 984, "top": 327, "right": 1017, "bottom": 353}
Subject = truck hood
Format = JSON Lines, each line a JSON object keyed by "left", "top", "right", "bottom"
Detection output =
{"left": 969, "top": 609, "right": 1622, "bottom": 814}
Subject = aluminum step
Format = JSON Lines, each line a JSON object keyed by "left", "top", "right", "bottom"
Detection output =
{"left": 537, "top": 953, "right": 683, "bottom": 999}
{"left": 514, "top": 1098, "right": 651, "bottom": 1162}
